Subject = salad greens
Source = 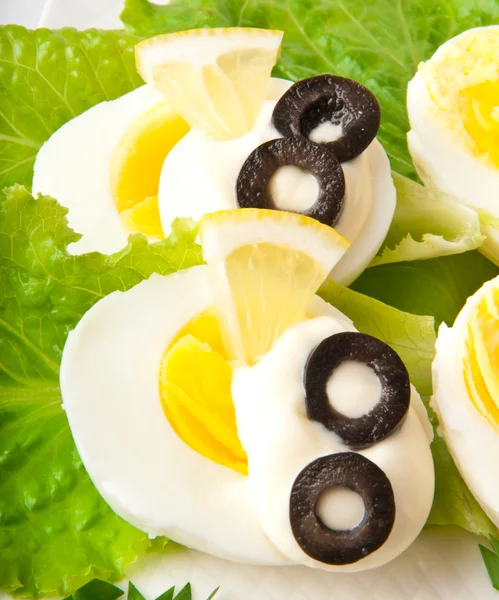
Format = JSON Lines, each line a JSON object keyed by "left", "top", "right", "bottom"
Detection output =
{"left": 0, "top": 186, "right": 200, "bottom": 597}
{"left": 480, "top": 537, "right": 499, "bottom": 591}
{"left": 353, "top": 250, "right": 499, "bottom": 328}
{"left": 0, "top": 26, "right": 141, "bottom": 192}
{"left": 62, "top": 579, "right": 219, "bottom": 600}
{"left": 3, "top": 0, "right": 499, "bottom": 595}
{"left": 373, "top": 174, "right": 484, "bottom": 267}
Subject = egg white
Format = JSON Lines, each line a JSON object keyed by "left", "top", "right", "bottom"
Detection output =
{"left": 32, "top": 85, "right": 165, "bottom": 256}
{"left": 233, "top": 306, "right": 435, "bottom": 572}
{"left": 60, "top": 266, "right": 286, "bottom": 564}
{"left": 432, "top": 275, "right": 499, "bottom": 527}
{"left": 158, "top": 80, "right": 396, "bottom": 286}
{"left": 407, "top": 26, "right": 499, "bottom": 259}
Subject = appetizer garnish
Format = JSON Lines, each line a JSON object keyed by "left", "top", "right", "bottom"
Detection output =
{"left": 60, "top": 207, "right": 434, "bottom": 571}
{"left": 135, "top": 28, "right": 284, "bottom": 140}
{"left": 199, "top": 208, "right": 349, "bottom": 363}
{"left": 433, "top": 274, "right": 499, "bottom": 526}
{"left": 158, "top": 42, "right": 396, "bottom": 285}
{"left": 32, "top": 28, "right": 395, "bottom": 286}
{"left": 7, "top": 2, "right": 499, "bottom": 595}
{"left": 271, "top": 75, "right": 381, "bottom": 163}
{"left": 407, "top": 26, "right": 499, "bottom": 262}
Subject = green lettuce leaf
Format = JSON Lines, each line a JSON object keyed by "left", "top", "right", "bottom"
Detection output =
{"left": 0, "top": 25, "right": 142, "bottom": 191}
{"left": 319, "top": 280, "right": 498, "bottom": 539}
{"left": 353, "top": 251, "right": 499, "bottom": 328}
{"left": 0, "top": 186, "right": 202, "bottom": 598}
{"left": 372, "top": 174, "right": 485, "bottom": 266}
{"left": 121, "top": 0, "right": 499, "bottom": 178}
{"left": 423, "top": 402, "right": 499, "bottom": 538}
{"left": 428, "top": 435, "right": 499, "bottom": 538}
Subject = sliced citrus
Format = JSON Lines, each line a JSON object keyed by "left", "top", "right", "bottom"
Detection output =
{"left": 159, "top": 313, "right": 247, "bottom": 474}
{"left": 199, "top": 208, "right": 350, "bottom": 365}
{"left": 135, "top": 28, "right": 283, "bottom": 140}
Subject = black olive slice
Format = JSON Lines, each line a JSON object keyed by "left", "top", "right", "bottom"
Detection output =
{"left": 304, "top": 332, "right": 410, "bottom": 449}
{"left": 290, "top": 453, "right": 395, "bottom": 565}
{"left": 236, "top": 137, "right": 345, "bottom": 227}
{"left": 272, "top": 75, "right": 381, "bottom": 163}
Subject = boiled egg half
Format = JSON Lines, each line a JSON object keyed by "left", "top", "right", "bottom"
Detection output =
{"left": 60, "top": 209, "right": 434, "bottom": 572}
{"left": 33, "top": 28, "right": 396, "bottom": 287}
{"left": 433, "top": 275, "right": 499, "bottom": 526}
{"left": 407, "top": 26, "right": 499, "bottom": 261}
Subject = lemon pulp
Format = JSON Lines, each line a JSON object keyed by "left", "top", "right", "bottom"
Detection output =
{"left": 159, "top": 309, "right": 247, "bottom": 474}
{"left": 420, "top": 27, "right": 499, "bottom": 167}
{"left": 111, "top": 101, "right": 189, "bottom": 236}
{"left": 219, "top": 243, "right": 327, "bottom": 364}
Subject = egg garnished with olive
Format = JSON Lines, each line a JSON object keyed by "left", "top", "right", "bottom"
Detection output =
{"left": 33, "top": 28, "right": 395, "bottom": 286}
{"left": 407, "top": 26, "right": 499, "bottom": 259}
{"left": 433, "top": 275, "right": 499, "bottom": 527}
{"left": 61, "top": 208, "right": 434, "bottom": 571}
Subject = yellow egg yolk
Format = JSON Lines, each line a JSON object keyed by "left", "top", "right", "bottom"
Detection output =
{"left": 110, "top": 101, "right": 189, "bottom": 237}
{"left": 420, "top": 28, "right": 499, "bottom": 168}
{"left": 159, "top": 310, "right": 248, "bottom": 475}
{"left": 463, "top": 288, "right": 499, "bottom": 427}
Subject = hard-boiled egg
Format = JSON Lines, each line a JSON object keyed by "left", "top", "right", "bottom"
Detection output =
{"left": 433, "top": 275, "right": 499, "bottom": 526}
{"left": 32, "top": 85, "right": 189, "bottom": 255}
{"left": 407, "top": 26, "right": 499, "bottom": 260}
{"left": 60, "top": 266, "right": 285, "bottom": 564}
{"left": 60, "top": 263, "right": 434, "bottom": 570}
{"left": 159, "top": 77, "right": 396, "bottom": 286}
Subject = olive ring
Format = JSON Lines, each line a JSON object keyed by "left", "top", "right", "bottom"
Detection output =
{"left": 236, "top": 137, "right": 345, "bottom": 227}
{"left": 272, "top": 75, "right": 381, "bottom": 163}
{"left": 304, "top": 332, "right": 410, "bottom": 449}
{"left": 290, "top": 452, "right": 395, "bottom": 565}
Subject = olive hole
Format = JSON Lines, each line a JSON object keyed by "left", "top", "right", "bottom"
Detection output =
{"left": 268, "top": 165, "right": 319, "bottom": 212}
{"left": 309, "top": 121, "right": 343, "bottom": 144}
{"left": 326, "top": 360, "right": 382, "bottom": 419}
{"left": 300, "top": 97, "right": 346, "bottom": 139}
{"left": 316, "top": 485, "right": 365, "bottom": 531}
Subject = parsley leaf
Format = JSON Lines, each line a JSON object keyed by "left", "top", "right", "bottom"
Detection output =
{"left": 480, "top": 535, "right": 499, "bottom": 591}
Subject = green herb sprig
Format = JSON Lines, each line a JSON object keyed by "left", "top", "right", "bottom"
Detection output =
{"left": 480, "top": 535, "right": 499, "bottom": 590}
{"left": 63, "top": 578, "right": 219, "bottom": 600}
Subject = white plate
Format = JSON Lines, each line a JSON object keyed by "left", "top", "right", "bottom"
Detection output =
{"left": 0, "top": 1, "right": 496, "bottom": 598}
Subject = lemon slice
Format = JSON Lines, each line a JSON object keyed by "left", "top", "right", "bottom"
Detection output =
{"left": 135, "top": 28, "right": 283, "bottom": 140}
{"left": 199, "top": 209, "right": 350, "bottom": 365}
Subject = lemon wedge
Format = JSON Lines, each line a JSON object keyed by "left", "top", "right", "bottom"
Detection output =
{"left": 199, "top": 209, "right": 350, "bottom": 365}
{"left": 135, "top": 28, "right": 283, "bottom": 140}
